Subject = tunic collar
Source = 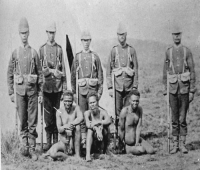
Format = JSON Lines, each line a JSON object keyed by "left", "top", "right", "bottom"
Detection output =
{"left": 118, "top": 43, "right": 128, "bottom": 49}
{"left": 82, "top": 49, "right": 91, "bottom": 53}
{"left": 173, "top": 43, "right": 182, "bottom": 49}
{"left": 47, "top": 41, "right": 56, "bottom": 46}
{"left": 20, "top": 43, "right": 30, "bottom": 49}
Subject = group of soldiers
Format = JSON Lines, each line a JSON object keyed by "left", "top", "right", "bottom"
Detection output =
{"left": 7, "top": 17, "right": 195, "bottom": 162}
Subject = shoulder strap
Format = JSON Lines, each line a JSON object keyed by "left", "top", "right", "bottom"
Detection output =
{"left": 43, "top": 45, "right": 48, "bottom": 67}
{"left": 16, "top": 47, "right": 22, "bottom": 74}
{"left": 90, "top": 53, "right": 96, "bottom": 78}
{"left": 169, "top": 47, "right": 175, "bottom": 73}
{"left": 183, "top": 47, "right": 187, "bottom": 72}
{"left": 56, "top": 46, "right": 61, "bottom": 69}
{"left": 78, "top": 53, "right": 84, "bottom": 77}
{"left": 127, "top": 46, "right": 132, "bottom": 67}
{"left": 115, "top": 46, "right": 121, "bottom": 68}
{"left": 29, "top": 48, "right": 35, "bottom": 74}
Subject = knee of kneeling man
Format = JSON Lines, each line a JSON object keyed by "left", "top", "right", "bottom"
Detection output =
{"left": 146, "top": 147, "right": 155, "bottom": 154}
{"left": 49, "top": 149, "right": 57, "bottom": 159}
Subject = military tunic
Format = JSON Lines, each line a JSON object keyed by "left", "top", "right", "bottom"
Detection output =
{"left": 39, "top": 41, "right": 67, "bottom": 134}
{"left": 7, "top": 44, "right": 43, "bottom": 139}
{"left": 71, "top": 50, "right": 103, "bottom": 113}
{"left": 163, "top": 44, "right": 196, "bottom": 136}
{"left": 106, "top": 43, "right": 138, "bottom": 117}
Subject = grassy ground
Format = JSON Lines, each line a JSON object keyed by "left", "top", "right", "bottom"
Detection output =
{"left": 2, "top": 39, "right": 200, "bottom": 170}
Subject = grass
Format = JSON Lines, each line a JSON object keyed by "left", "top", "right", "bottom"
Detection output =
{"left": 1, "top": 131, "right": 21, "bottom": 164}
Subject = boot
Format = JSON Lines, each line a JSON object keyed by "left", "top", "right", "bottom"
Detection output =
{"left": 170, "top": 136, "right": 179, "bottom": 154}
{"left": 180, "top": 136, "right": 188, "bottom": 154}
{"left": 53, "top": 133, "right": 58, "bottom": 144}
{"left": 43, "top": 133, "right": 52, "bottom": 151}
{"left": 29, "top": 138, "right": 38, "bottom": 161}
{"left": 20, "top": 137, "right": 29, "bottom": 157}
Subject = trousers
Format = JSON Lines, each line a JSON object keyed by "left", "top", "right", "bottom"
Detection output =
{"left": 169, "top": 93, "right": 189, "bottom": 136}
{"left": 43, "top": 92, "right": 62, "bottom": 134}
{"left": 16, "top": 93, "right": 38, "bottom": 139}
{"left": 115, "top": 89, "right": 130, "bottom": 118}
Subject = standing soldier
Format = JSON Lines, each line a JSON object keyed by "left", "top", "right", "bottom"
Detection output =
{"left": 106, "top": 23, "right": 138, "bottom": 135}
{"left": 39, "top": 22, "right": 67, "bottom": 151}
{"left": 163, "top": 25, "right": 195, "bottom": 154}
{"left": 71, "top": 30, "right": 104, "bottom": 148}
{"left": 7, "top": 17, "right": 43, "bottom": 160}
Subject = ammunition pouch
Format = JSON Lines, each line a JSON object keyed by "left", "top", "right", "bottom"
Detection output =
{"left": 27, "top": 74, "right": 38, "bottom": 84}
{"left": 113, "top": 68, "right": 123, "bottom": 77}
{"left": 180, "top": 72, "right": 190, "bottom": 82}
{"left": 113, "top": 67, "right": 135, "bottom": 77}
{"left": 78, "top": 78, "right": 87, "bottom": 87}
{"left": 88, "top": 78, "right": 98, "bottom": 87}
{"left": 168, "top": 74, "right": 178, "bottom": 84}
{"left": 53, "top": 69, "right": 64, "bottom": 79}
{"left": 123, "top": 67, "right": 135, "bottom": 77}
{"left": 42, "top": 67, "right": 51, "bottom": 77}
{"left": 15, "top": 75, "right": 24, "bottom": 85}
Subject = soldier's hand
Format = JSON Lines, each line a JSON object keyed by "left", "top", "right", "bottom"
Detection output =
{"left": 189, "top": 93, "right": 194, "bottom": 103}
{"left": 10, "top": 94, "right": 15, "bottom": 103}
{"left": 109, "top": 89, "right": 113, "bottom": 98}
{"left": 38, "top": 95, "right": 43, "bottom": 104}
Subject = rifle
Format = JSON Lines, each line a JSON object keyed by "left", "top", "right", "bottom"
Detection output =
{"left": 112, "top": 72, "right": 117, "bottom": 150}
{"left": 76, "top": 67, "right": 79, "bottom": 104}
{"left": 14, "top": 75, "right": 18, "bottom": 136}
{"left": 40, "top": 102, "right": 44, "bottom": 151}
{"left": 167, "top": 71, "right": 171, "bottom": 153}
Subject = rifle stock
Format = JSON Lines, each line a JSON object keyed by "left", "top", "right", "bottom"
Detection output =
{"left": 76, "top": 68, "right": 79, "bottom": 105}
{"left": 40, "top": 102, "right": 44, "bottom": 151}
{"left": 167, "top": 72, "right": 171, "bottom": 153}
{"left": 14, "top": 75, "right": 18, "bottom": 136}
{"left": 112, "top": 72, "right": 116, "bottom": 150}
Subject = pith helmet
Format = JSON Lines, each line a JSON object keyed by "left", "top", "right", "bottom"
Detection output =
{"left": 171, "top": 25, "right": 182, "bottom": 34}
{"left": 81, "top": 30, "right": 91, "bottom": 40}
{"left": 46, "top": 21, "right": 56, "bottom": 32}
{"left": 19, "top": 17, "right": 29, "bottom": 32}
{"left": 117, "top": 22, "right": 127, "bottom": 34}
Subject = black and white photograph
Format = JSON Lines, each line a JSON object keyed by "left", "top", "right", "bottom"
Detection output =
{"left": 1, "top": 0, "right": 200, "bottom": 169}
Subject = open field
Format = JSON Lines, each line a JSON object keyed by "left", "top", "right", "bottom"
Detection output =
{"left": 1, "top": 38, "right": 200, "bottom": 170}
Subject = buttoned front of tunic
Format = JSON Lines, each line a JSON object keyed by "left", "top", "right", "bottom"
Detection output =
{"left": 39, "top": 42, "right": 67, "bottom": 93}
{"left": 163, "top": 44, "right": 196, "bottom": 94}
{"left": 106, "top": 44, "right": 138, "bottom": 92}
{"left": 71, "top": 50, "right": 103, "bottom": 96}
{"left": 7, "top": 44, "right": 43, "bottom": 96}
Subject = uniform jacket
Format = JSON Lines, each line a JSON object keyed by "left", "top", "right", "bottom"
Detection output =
{"left": 71, "top": 50, "right": 103, "bottom": 96}
{"left": 163, "top": 44, "right": 196, "bottom": 94}
{"left": 39, "top": 42, "right": 67, "bottom": 93}
{"left": 7, "top": 44, "right": 43, "bottom": 96}
{"left": 106, "top": 44, "right": 138, "bottom": 92}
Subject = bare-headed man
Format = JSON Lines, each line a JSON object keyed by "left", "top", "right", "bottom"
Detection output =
{"left": 44, "top": 90, "right": 83, "bottom": 160}
{"left": 119, "top": 90, "right": 155, "bottom": 155}
{"left": 84, "top": 92, "right": 111, "bottom": 162}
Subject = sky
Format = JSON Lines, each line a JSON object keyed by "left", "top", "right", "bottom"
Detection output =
{"left": 0, "top": 0, "right": 200, "bottom": 133}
